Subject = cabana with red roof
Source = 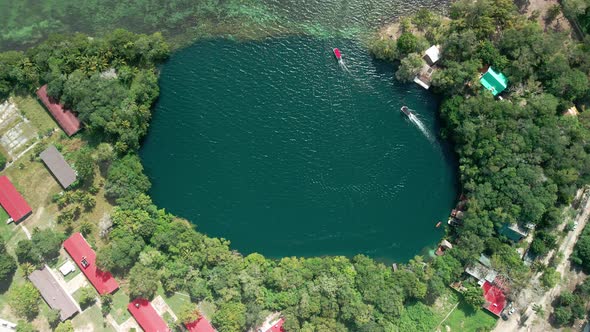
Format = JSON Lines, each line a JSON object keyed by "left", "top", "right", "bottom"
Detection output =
{"left": 0, "top": 176, "right": 32, "bottom": 223}
{"left": 267, "top": 318, "right": 285, "bottom": 332}
{"left": 63, "top": 233, "right": 118, "bottom": 295}
{"left": 128, "top": 298, "right": 170, "bottom": 332}
{"left": 36, "top": 85, "right": 81, "bottom": 136}
{"left": 482, "top": 281, "right": 506, "bottom": 316}
{"left": 185, "top": 316, "right": 215, "bottom": 332}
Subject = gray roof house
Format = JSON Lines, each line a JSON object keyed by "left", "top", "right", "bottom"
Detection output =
{"left": 40, "top": 145, "right": 77, "bottom": 188}
{"left": 28, "top": 267, "right": 79, "bottom": 321}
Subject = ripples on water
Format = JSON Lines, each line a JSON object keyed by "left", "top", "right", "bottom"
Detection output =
{"left": 141, "top": 36, "right": 457, "bottom": 261}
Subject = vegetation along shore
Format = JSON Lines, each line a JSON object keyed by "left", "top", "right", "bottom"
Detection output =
{"left": 0, "top": 0, "right": 590, "bottom": 331}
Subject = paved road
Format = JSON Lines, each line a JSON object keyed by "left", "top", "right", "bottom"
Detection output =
{"left": 493, "top": 188, "right": 590, "bottom": 332}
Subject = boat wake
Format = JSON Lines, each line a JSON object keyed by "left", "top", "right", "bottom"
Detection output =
{"left": 406, "top": 109, "right": 434, "bottom": 143}
{"left": 338, "top": 59, "right": 351, "bottom": 73}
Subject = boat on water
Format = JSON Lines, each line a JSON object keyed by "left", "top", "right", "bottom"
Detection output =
{"left": 333, "top": 48, "right": 342, "bottom": 60}
{"left": 400, "top": 106, "right": 411, "bottom": 116}
{"left": 435, "top": 221, "right": 442, "bottom": 228}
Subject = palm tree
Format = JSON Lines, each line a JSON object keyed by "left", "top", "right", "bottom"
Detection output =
{"left": 20, "top": 262, "right": 35, "bottom": 277}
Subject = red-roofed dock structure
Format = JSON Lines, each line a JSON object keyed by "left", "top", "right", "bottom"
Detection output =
{"left": 185, "top": 316, "right": 215, "bottom": 332}
{"left": 0, "top": 176, "right": 32, "bottom": 223}
{"left": 36, "top": 85, "right": 81, "bottom": 136}
{"left": 128, "top": 298, "right": 170, "bottom": 332}
{"left": 482, "top": 281, "right": 506, "bottom": 316}
{"left": 63, "top": 233, "right": 118, "bottom": 295}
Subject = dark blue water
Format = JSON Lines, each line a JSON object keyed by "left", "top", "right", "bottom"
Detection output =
{"left": 141, "top": 37, "right": 457, "bottom": 261}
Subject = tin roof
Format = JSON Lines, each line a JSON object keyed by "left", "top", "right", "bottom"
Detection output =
{"left": 0, "top": 175, "right": 32, "bottom": 223}
{"left": 480, "top": 67, "right": 508, "bottom": 96}
{"left": 28, "top": 267, "right": 79, "bottom": 321}
{"left": 40, "top": 145, "right": 77, "bottom": 188}
{"left": 36, "top": 85, "right": 81, "bottom": 136}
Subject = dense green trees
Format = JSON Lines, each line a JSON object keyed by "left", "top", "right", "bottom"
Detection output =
{"left": 572, "top": 222, "right": 590, "bottom": 271}
{"left": 396, "top": 53, "right": 424, "bottom": 82}
{"left": 7, "top": 283, "right": 40, "bottom": 319}
{"left": 463, "top": 285, "right": 485, "bottom": 309}
{"left": 552, "top": 289, "right": 587, "bottom": 326}
{"left": 128, "top": 264, "right": 159, "bottom": 300}
{"left": 0, "top": 151, "right": 6, "bottom": 170}
{"left": 15, "top": 228, "right": 64, "bottom": 265}
{"left": 0, "top": 238, "right": 16, "bottom": 282}
{"left": 0, "top": 29, "right": 169, "bottom": 153}
{"left": 0, "top": 1, "right": 588, "bottom": 328}
{"left": 105, "top": 155, "right": 151, "bottom": 202}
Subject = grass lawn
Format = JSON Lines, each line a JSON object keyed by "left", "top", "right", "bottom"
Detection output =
{"left": 13, "top": 95, "right": 58, "bottom": 136}
{"left": 109, "top": 289, "right": 131, "bottom": 324}
{"left": 3, "top": 149, "right": 61, "bottom": 230}
{"left": 73, "top": 304, "right": 115, "bottom": 332}
{"left": 158, "top": 288, "right": 192, "bottom": 315}
{"left": 0, "top": 208, "right": 22, "bottom": 246}
{"left": 73, "top": 286, "right": 99, "bottom": 306}
{"left": 444, "top": 301, "right": 498, "bottom": 331}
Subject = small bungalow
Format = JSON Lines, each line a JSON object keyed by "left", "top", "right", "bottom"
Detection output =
{"left": 482, "top": 280, "right": 507, "bottom": 316}
{"left": 423, "top": 45, "right": 441, "bottom": 66}
{"left": 465, "top": 254, "right": 497, "bottom": 285}
{"left": 499, "top": 223, "right": 528, "bottom": 242}
{"left": 435, "top": 239, "right": 453, "bottom": 256}
{"left": 480, "top": 67, "right": 508, "bottom": 96}
{"left": 0, "top": 175, "right": 32, "bottom": 223}
{"left": 414, "top": 45, "right": 441, "bottom": 90}
{"left": 36, "top": 85, "right": 81, "bottom": 136}
{"left": 63, "top": 233, "right": 119, "bottom": 295}
{"left": 266, "top": 318, "right": 285, "bottom": 332}
{"left": 40, "top": 145, "right": 77, "bottom": 189}
{"left": 128, "top": 298, "right": 170, "bottom": 332}
{"left": 28, "top": 267, "right": 79, "bottom": 321}
{"left": 185, "top": 316, "right": 215, "bottom": 332}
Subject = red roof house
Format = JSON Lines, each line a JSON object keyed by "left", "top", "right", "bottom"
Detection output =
{"left": 267, "top": 318, "right": 285, "bottom": 332}
{"left": 185, "top": 316, "right": 215, "bottom": 332}
{"left": 482, "top": 281, "right": 506, "bottom": 316}
{"left": 36, "top": 85, "right": 81, "bottom": 136}
{"left": 128, "top": 298, "right": 170, "bottom": 332}
{"left": 0, "top": 176, "right": 32, "bottom": 223}
{"left": 63, "top": 233, "right": 119, "bottom": 295}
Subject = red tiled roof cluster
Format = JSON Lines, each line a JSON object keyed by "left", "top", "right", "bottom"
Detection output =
{"left": 482, "top": 281, "right": 506, "bottom": 316}
{"left": 63, "top": 233, "right": 119, "bottom": 295}
{"left": 185, "top": 316, "right": 215, "bottom": 332}
{"left": 0, "top": 175, "right": 32, "bottom": 223}
{"left": 128, "top": 298, "right": 170, "bottom": 332}
{"left": 36, "top": 85, "right": 81, "bottom": 136}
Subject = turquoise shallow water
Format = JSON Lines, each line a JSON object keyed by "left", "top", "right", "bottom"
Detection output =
{"left": 140, "top": 36, "right": 457, "bottom": 261}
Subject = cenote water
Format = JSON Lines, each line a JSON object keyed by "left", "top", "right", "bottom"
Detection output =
{"left": 141, "top": 36, "right": 457, "bottom": 262}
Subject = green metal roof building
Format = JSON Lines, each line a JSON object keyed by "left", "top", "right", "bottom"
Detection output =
{"left": 480, "top": 67, "right": 508, "bottom": 96}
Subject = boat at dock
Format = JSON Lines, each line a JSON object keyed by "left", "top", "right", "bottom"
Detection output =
{"left": 400, "top": 106, "right": 411, "bottom": 117}
{"left": 333, "top": 48, "right": 342, "bottom": 60}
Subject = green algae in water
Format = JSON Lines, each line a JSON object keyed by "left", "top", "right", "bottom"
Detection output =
{"left": 140, "top": 36, "right": 458, "bottom": 261}
{"left": 0, "top": 0, "right": 450, "bottom": 50}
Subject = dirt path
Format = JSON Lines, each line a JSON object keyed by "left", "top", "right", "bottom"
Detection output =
{"left": 435, "top": 302, "right": 459, "bottom": 331}
{"left": 521, "top": 0, "right": 572, "bottom": 32}
{"left": 493, "top": 188, "right": 590, "bottom": 331}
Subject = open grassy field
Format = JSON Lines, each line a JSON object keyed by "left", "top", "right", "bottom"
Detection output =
{"left": 72, "top": 304, "right": 115, "bottom": 332}
{"left": 109, "top": 289, "right": 131, "bottom": 324}
{"left": 444, "top": 301, "right": 498, "bottom": 331}
{"left": 2, "top": 143, "right": 61, "bottom": 230}
{"left": 13, "top": 95, "right": 58, "bottom": 136}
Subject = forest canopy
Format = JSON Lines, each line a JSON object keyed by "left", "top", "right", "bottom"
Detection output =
{"left": 2, "top": 0, "right": 590, "bottom": 329}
